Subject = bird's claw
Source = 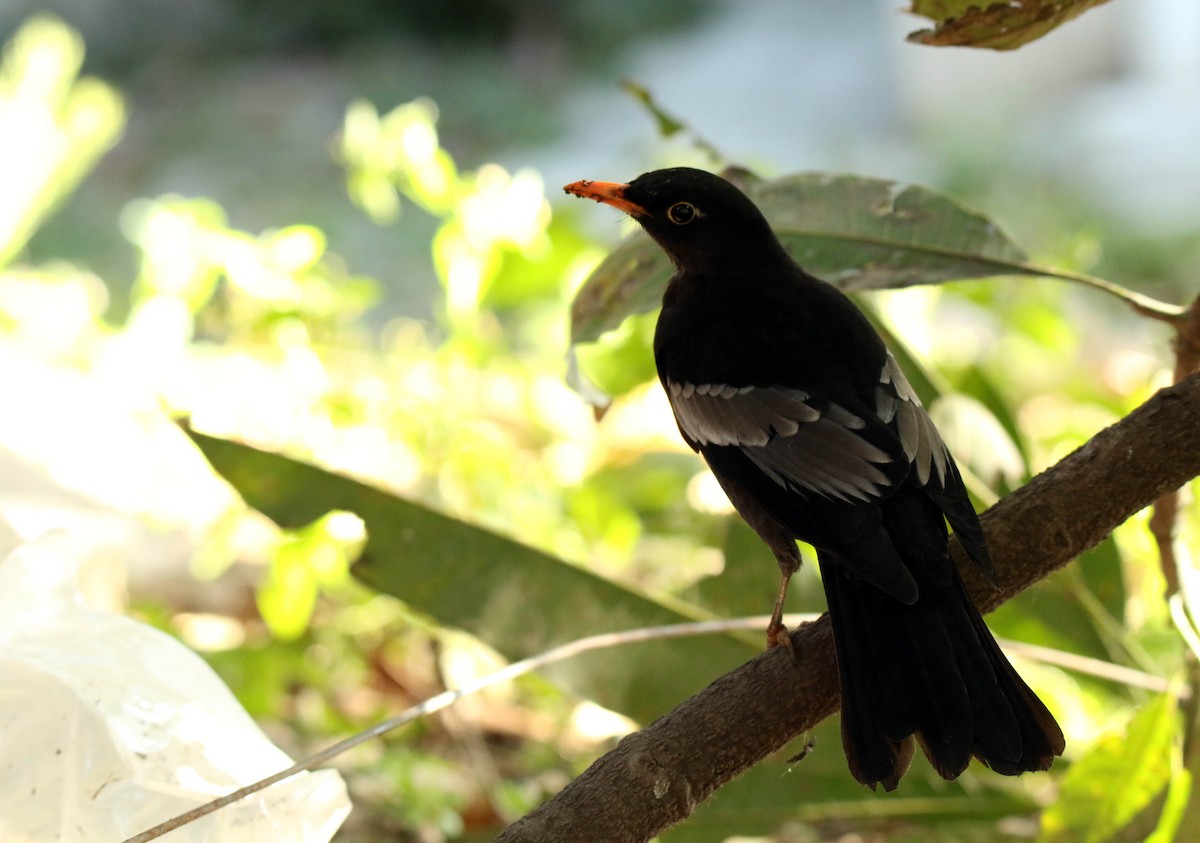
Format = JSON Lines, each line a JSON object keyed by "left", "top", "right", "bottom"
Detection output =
{"left": 766, "top": 621, "right": 793, "bottom": 652}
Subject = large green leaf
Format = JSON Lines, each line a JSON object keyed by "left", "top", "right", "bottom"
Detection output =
{"left": 186, "top": 428, "right": 761, "bottom": 723}
{"left": 571, "top": 171, "right": 1037, "bottom": 345}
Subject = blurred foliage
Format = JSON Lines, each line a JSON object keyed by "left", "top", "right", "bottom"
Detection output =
{"left": 1, "top": 12, "right": 1198, "bottom": 843}
{"left": 1040, "top": 692, "right": 1188, "bottom": 843}
{"left": 182, "top": 0, "right": 716, "bottom": 55}
{"left": 0, "top": 14, "right": 123, "bottom": 268}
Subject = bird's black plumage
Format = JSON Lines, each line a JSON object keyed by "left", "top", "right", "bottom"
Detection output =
{"left": 565, "top": 167, "right": 1064, "bottom": 790}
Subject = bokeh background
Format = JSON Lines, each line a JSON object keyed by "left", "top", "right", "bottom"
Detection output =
{"left": 1, "top": 1, "right": 1198, "bottom": 840}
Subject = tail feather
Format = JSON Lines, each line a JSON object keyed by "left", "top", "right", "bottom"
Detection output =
{"left": 894, "top": 609, "right": 974, "bottom": 779}
{"left": 820, "top": 562, "right": 917, "bottom": 790}
{"left": 818, "top": 489, "right": 1064, "bottom": 790}
{"left": 958, "top": 584, "right": 1064, "bottom": 773}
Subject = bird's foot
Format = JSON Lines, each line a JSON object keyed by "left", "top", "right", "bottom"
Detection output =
{"left": 766, "top": 619, "right": 793, "bottom": 652}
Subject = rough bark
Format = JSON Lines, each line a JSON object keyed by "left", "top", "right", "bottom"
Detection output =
{"left": 496, "top": 372, "right": 1200, "bottom": 843}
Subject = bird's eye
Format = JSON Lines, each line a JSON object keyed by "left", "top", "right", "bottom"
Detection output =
{"left": 667, "top": 202, "right": 697, "bottom": 225}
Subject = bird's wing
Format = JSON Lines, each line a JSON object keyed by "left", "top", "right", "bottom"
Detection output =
{"left": 873, "top": 352, "right": 993, "bottom": 576}
{"left": 664, "top": 374, "right": 910, "bottom": 504}
{"left": 665, "top": 353, "right": 961, "bottom": 501}
{"left": 872, "top": 352, "right": 950, "bottom": 488}
{"left": 664, "top": 351, "right": 993, "bottom": 585}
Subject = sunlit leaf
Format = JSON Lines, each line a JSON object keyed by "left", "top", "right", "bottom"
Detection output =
{"left": 186, "top": 427, "right": 762, "bottom": 722}
{"left": 908, "top": 0, "right": 1114, "bottom": 51}
{"left": 570, "top": 171, "right": 1037, "bottom": 345}
{"left": 258, "top": 539, "right": 320, "bottom": 641}
{"left": 264, "top": 225, "right": 326, "bottom": 272}
{"left": 256, "top": 510, "right": 361, "bottom": 640}
{"left": 1039, "top": 693, "right": 1180, "bottom": 843}
{"left": 571, "top": 309, "right": 659, "bottom": 398}
{"left": 0, "top": 15, "right": 125, "bottom": 268}
{"left": 340, "top": 97, "right": 460, "bottom": 223}
{"left": 484, "top": 217, "right": 592, "bottom": 310}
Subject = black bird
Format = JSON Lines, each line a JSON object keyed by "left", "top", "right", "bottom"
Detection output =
{"left": 564, "top": 167, "right": 1064, "bottom": 791}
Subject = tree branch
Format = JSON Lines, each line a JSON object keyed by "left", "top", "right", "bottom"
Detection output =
{"left": 496, "top": 372, "right": 1200, "bottom": 843}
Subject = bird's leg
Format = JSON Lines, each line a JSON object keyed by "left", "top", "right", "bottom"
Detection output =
{"left": 766, "top": 546, "right": 802, "bottom": 650}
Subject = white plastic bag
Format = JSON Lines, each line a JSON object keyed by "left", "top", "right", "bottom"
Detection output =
{"left": 0, "top": 532, "right": 351, "bottom": 842}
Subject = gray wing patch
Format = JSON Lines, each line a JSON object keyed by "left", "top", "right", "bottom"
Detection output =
{"left": 876, "top": 353, "right": 949, "bottom": 486}
{"left": 666, "top": 380, "right": 895, "bottom": 502}
{"left": 668, "top": 380, "right": 817, "bottom": 446}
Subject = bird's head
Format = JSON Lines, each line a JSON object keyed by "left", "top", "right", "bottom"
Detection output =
{"left": 564, "top": 167, "right": 783, "bottom": 275}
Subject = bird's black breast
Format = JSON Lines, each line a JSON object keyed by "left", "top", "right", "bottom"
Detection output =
{"left": 653, "top": 265, "right": 888, "bottom": 401}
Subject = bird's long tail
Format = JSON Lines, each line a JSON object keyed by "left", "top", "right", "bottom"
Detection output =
{"left": 818, "top": 490, "right": 1064, "bottom": 791}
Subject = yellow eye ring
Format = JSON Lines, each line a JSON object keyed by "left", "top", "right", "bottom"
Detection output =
{"left": 667, "top": 202, "right": 697, "bottom": 225}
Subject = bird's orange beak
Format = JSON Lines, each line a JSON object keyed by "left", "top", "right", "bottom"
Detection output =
{"left": 563, "top": 180, "right": 647, "bottom": 217}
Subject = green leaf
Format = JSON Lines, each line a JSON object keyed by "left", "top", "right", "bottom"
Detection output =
{"left": 1039, "top": 693, "right": 1180, "bottom": 843}
{"left": 908, "top": 0, "right": 1114, "bottom": 51}
{"left": 570, "top": 172, "right": 1037, "bottom": 345}
{"left": 571, "top": 308, "right": 660, "bottom": 398}
{"left": 257, "top": 539, "right": 320, "bottom": 641}
{"left": 256, "top": 511, "right": 359, "bottom": 640}
{"left": 185, "top": 427, "right": 762, "bottom": 723}
{"left": 0, "top": 16, "right": 126, "bottom": 269}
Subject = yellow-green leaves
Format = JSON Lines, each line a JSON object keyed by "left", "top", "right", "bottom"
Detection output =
{"left": 433, "top": 165, "right": 552, "bottom": 319}
{"left": 0, "top": 15, "right": 124, "bottom": 268}
{"left": 257, "top": 511, "right": 364, "bottom": 641}
{"left": 341, "top": 97, "right": 457, "bottom": 223}
{"left": 121, "top": 196, "right": 377, "bottom": 341}
{"left": 340, "top": 98, "right": 569, "bottom": 330}
{"left": 1040, "top": 693, "right": 1188, "bottom": 843}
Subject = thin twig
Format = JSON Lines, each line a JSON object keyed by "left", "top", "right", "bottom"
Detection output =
{"left": 1170, "top": 595, "right": 1200, "bottom": 664}
{"left": 997, "top": 637, "right": 1184, "bottom": 697}
{"left": 121, "top": 617, "right": 794, "bottom": 843}
{"left": 123, "top": 612, "right": 1176, "bottom": 842}
{"left": 1148, "top": 293, "right": 1200, "bottom": 777}
{"left": 619, "top": 79, "right": 726, "bottom": 165}
{"left": 1155, "top": 292, "right": 1200, "bottom": 596}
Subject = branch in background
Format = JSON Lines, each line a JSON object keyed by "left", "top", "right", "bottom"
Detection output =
{"left": 1155, "top": 293, "right": 1200, "bottom": 596}
{"left": 496, "top": 372, "right": 1200, "bottom": 843}
{"left": 1152, "top": 293, "right": 1200, "bottom": 829}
